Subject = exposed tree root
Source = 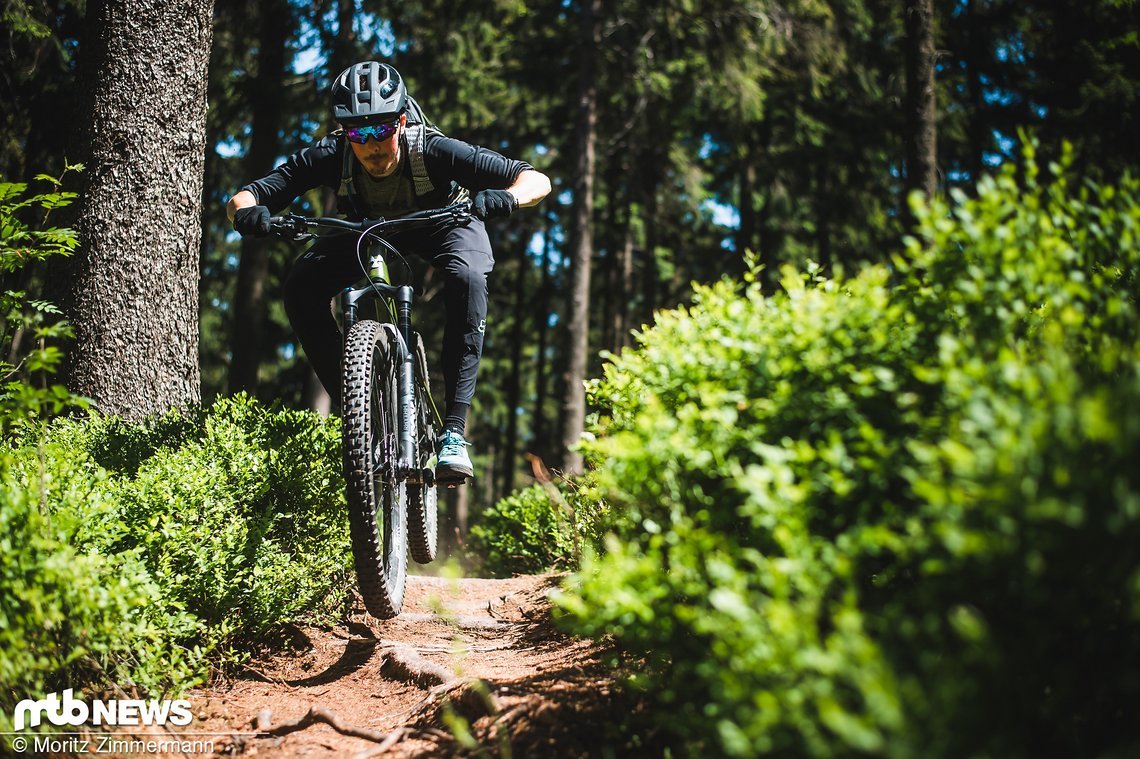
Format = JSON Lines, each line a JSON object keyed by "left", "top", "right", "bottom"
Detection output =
{"left": 381, "top": 643, "right": 458, "bottom": 687}
{"left": 253, "top": 705, "right": 450, "bottom": 756}
{"left": 408, "top": 677, "right": 501, "bottom": 730}
{"left": 256, "top": 705, "right": 389, "bottom": 743}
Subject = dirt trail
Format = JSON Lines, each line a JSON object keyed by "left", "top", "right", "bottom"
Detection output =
{"left": 186, "top": 573, "right": 616, "bottom": 758}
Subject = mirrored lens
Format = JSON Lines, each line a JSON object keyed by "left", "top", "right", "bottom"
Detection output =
{"left": 345, "top": 122, "right": 399, "bottom": 144}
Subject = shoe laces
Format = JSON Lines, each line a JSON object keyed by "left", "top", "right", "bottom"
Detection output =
{"left": 439, "top": 430, "right": 469, "bottom": 455}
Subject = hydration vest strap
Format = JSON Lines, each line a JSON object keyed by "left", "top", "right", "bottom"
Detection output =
{"left": 403, "top": 122, "right": 435, "bottom": 199}
{"left": 339, "top": 140, "right": 361, "bottom": 216}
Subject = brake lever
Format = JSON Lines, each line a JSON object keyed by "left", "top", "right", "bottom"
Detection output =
{"left": 443, "top": 203, "right": 473, "bottom": 227}
{"left": 268, "top": 215, "right": 314, "bottom": 242}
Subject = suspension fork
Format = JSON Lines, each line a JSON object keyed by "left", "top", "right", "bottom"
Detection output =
{"left": 340, "top": 282, "right": 419, "bottom": 479}
{"left": 393, "top": 284, "right": 418, "bottom": 480}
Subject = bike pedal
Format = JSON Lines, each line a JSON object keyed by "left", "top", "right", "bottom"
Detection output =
{"left": 438, "top": 475, "right": 472, "bottom": 489}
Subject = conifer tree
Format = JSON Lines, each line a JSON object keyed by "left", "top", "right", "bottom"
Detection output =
{"left": 67, "top": 0, "right": 215, "bottom": 418}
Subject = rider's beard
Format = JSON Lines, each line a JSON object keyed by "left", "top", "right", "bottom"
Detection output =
{"left": 358, "top": 142, "right": 401, "bottom": 179}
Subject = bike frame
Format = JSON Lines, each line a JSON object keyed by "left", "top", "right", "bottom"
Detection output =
{"left": 269, "top": 202, "right": 470, "bottom": 487}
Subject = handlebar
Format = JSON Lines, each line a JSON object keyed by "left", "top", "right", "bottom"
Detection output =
{"left": 268, "top": 200, "right": 473, "bottom": 242}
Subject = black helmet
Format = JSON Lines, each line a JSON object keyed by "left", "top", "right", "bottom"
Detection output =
{"left": 330, "top": 61, "right": 406, "bottom": 124}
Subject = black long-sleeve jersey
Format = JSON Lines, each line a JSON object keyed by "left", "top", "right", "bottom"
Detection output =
{"left": 240, "top": 130, "right": 533, "bottom": 217}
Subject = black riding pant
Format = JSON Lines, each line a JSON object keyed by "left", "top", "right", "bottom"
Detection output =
{"left": 283, "top": 219, "right": 494, "bottom": 427}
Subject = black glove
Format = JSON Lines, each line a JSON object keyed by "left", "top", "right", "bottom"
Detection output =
{"left": 233, "top": 205, "right": 271, "bottom": 237}
{"left": 471, "top": 189, "right": 518, "bottom": 220}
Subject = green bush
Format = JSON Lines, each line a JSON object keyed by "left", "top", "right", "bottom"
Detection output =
{"left": 0, "top": 395, "right": 350, "bottom": 728}
{"left": 55, "top": 396, "right": 352, "bottom": 638}
{"left": 0, "top": 171, "right": 351, "bottom": 729}
{"left": 0, "top": 440, "right": 205, "bottom": 733}
{"left": 0, "top": 166, "right": 88, "bottom": 434}
{"left": 470, "top": 478, "right": 607, "bottom": 576}
{"left": 556, "top": 147, "right": 1140, "bottom": 757}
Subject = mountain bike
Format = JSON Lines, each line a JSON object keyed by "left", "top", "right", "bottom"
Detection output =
{"left": 268, "top": 201, "right": 473, "bottom": 618}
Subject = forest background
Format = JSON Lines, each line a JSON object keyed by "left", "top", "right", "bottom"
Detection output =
{"left": 2, "top": 0, "right": 1138, "bottom": 519}
{"left": 3, "top": 1, "right": 1140, "bottom": 754}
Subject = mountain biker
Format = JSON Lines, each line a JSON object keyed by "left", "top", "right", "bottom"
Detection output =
{"left": 226, "top": 61, "right": 551, "bottom": 483}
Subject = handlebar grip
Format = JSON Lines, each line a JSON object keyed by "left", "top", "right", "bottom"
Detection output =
{"left": 266, "top": 216, "right": 315, "bottom": 241}
{"left": 268, "top": 216, "right": 300, "bottom": 231}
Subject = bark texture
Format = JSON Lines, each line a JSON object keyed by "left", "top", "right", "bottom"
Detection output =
{"left": 904, "top": 0, "right": 937, "bottom": 201}
{"left": 70, "top": 0, "right": 214, "bottom": 418}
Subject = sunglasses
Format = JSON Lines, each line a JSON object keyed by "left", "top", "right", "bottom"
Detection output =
{"left": 344, "top": 121, "right": 400, "bottom": 144}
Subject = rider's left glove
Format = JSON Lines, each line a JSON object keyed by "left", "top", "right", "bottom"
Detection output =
{"left": 233, "top": 205, "right": 272, "bottom": 237}
{"left": 472, "top": 190, "right": 518, "bottom": 220}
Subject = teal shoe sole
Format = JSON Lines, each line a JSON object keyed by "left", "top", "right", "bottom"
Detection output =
{"left": 436, "top": 461, "right": 474, "bottom": 486}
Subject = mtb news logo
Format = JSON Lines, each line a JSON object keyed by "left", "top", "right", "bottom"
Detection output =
{"left": 12, "top": 689, "right": 193, "bottom": 731}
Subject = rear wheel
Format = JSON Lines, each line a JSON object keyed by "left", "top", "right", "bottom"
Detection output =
{"left": 342, "top": 320, "right": 407, "bottom": 619}
{"left": 407, "top": 333, "right": 439, "bottom": 564}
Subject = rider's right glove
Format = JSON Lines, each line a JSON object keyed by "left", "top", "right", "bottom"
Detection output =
{"left": 471, "top": 189, "right": 518, "bottom": 220}
{"left": 233, "top": 205, "right": 272, "bottom": 237}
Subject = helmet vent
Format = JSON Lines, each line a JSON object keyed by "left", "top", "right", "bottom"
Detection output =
{"left": 331, "top": 61, "right": 406, "bottom": 121}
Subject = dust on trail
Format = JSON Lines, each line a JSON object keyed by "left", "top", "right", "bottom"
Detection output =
{"left": 183, "top": 573, "right": 618, "bottom": 758}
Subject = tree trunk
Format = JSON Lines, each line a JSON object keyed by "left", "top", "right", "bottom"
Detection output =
{"left": 737, "top": 137, "right": 758, "bottom": 268}
{"left": 482, "top": 428, "right": 498, "bottom": 507}
{"left": 755, "top": 118, "right": 780, "bottom": 291}
{"left": 966, "top": 0, "right": 985, "bottom": 184}
{"left": 69, "top": 0, "right": 214, "bottom": 418}
{"left": 229, "top": 0, "right": 290, "bottom": 395}
{"left": 816, "top": 158, "right": 832, "bottom": 268}
{"left": 501, "top": 235, "right": 528, "bottom": 496}
{"left": 904, "top": 0, "right": 937, "bottom": 204}
{"left": 612, "top": 206, "right": 634, "bottom": 354}
{"left": 558, "top": 0, "right": 599, "bottom": 476}
{"left": 600, "top": 210, "right": 616, "bottom": 358}
{"left": 639, "top": 145, "right": 661, "bottom": 324}
{"left": 530, "top": 220, "right": 553, "bottom": 461}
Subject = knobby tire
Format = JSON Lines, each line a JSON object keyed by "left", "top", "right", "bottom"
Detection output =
{"left": 342, "top": 320, "right": 408, "bottom": 619}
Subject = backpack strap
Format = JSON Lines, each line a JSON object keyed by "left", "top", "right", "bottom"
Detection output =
{"left": 402, "top": 122, "right": 436, "bottom": 199}
{"left": 333, "top": 131, "right": 363, "bottom": 218}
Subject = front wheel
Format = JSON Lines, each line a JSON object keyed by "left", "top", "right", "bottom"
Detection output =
{"left": 342, "top": 320, "right": 407, "bottom": 619}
